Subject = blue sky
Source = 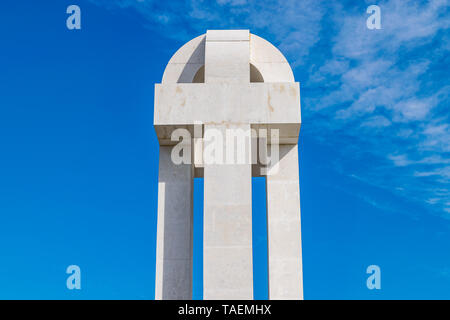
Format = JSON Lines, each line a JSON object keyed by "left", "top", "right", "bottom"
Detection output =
{"left": 0, "top": 0, "right": 449, "bottom": 299}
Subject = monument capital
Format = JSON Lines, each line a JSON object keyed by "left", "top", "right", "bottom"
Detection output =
{"left": 154, "top": 30, "right": 301, "bottom": 146}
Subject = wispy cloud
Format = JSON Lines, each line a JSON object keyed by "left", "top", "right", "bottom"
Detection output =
{"left": 305, "top": 0, "right": 450, "bottom": 217}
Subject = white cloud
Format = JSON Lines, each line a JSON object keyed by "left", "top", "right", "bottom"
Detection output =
{"left": 388, "top": 154, "right": 412, "bottom": 167}
{"left": 393, "top": 98, "right": 433, "bottom": 122}
{"left": 361, "top": 115, "right": 391, "bottom": 128}
{"left": 420, "top": 123, "right": 450, "bottom": 152}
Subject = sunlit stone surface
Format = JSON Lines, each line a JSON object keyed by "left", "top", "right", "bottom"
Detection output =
{"left": 154, "top": 30, "right": 303, "bottom": 300}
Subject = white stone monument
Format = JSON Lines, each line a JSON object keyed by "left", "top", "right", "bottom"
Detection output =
{"left": 154, "top": 30, "right": 303, "bottom": 300}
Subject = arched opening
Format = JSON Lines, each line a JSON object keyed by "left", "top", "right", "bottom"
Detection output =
{"left": 250, "top": 64, "right": 264, "bottom": 83}
{"left": 191, "top": 64, "right": 264, "bottom": 83}
{"left": 192, "top": 65, "right": 205, "bottom": 83}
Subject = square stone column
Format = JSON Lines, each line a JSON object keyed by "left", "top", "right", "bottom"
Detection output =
{"left": 266, "top": 144, "right": 303, "bottom": 299}
{"left": 155, "top": 146, "right": 193, "bottom": 299}
{"left": 203, "top": 124, "right": 253, "bottom": 299}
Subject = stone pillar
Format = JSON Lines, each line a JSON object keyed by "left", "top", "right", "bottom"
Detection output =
{"left": 266, "top": 144, "right": 303, "bottom": 300}
{"left": 202, "top": 29, "right": 253, "bottom": 300}
{"left": 203, "top": 124, "right": 253, "bottom": 300}
{"left": 155, "top": 146, "right": 193, "bottom": 300}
